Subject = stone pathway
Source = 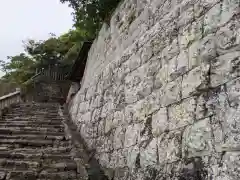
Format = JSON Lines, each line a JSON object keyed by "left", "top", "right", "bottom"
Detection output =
{"left": 0, "top": 103, "right": 106, "bottom": 180}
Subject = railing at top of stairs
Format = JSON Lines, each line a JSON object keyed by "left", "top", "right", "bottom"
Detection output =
{"left": 0, "top": 67, "right": 68, "bottom": 113}
{"left": 0, "top": 88, "right": 22, "bottom": 116}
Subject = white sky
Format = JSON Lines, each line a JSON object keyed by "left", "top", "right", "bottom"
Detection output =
{"left": 0, "top": 0, "right": 73, "bottom": 77}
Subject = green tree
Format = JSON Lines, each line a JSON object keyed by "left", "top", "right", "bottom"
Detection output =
{"left": 0, "top": 53, "right": 35, "bottom": 84}
{"left": 60, "top": 0, "right": 121, "bottom": 37}
{"left": 0, "top": 29, "right": 85, "bottom": 86}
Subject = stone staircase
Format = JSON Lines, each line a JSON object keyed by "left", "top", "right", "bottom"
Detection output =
{"left": 0, "top": 103, "right": 107, "bottom": 180}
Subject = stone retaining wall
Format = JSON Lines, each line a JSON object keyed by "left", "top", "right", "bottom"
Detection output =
{"left": 68, "top": 0, "right": 240, "bottom": 179}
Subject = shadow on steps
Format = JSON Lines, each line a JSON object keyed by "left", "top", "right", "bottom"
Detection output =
{"left": 59, "top": 106, "right": 109, "bottom": 180}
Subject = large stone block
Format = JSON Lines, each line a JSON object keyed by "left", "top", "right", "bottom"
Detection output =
{"left": 109, "top": 150, "right": 127, "bottom": 168}
{"left": 113, "top": 126, "right": 126, "bottom": 150}
{"left": 136, "top": 76, "right": 154, "bottom": 99}
{"left": 126, "top": 145, "right": 140, "bottom": 168}
{"left": 168, "top": 97, "right": 196, "bottom": 130}
{"left": 188, "top": 41, "right": 200, "bottom": 70}
{"left": 124, "top": 92, "right": 160, "bottom": 125}
{"left": 182, "top": 65, "right": 209, "bottom": 98}
{"left": 135, "top": 91, "right": 161, "bottom": 122}
{"left": 123, "top": 52, "right": 142, "bottom": 73}
{"left": 154, "top": 65, "right": 169, "bottom": 89}
{"left": 199, "top": 34, "right": 217, "bottom": 63}
{"left": 104, "top": 114, "right": 114, "bottom": 134}
{"left": 203, "top": 3, "right": 221, "bottom": 34}
{"left": 226, "top": 77, "right": 240, "bottom": 106}
{"left": 152, "top": 108, "right": 168, "bottom": 137}
{"left": 101, "top": 100, "right": 115, "bottom": 119}
{"left": 157, "top": 130, "right": 182, "bottom": 164}
{"left": 216, "top": 17, "right": 240, "bottom": 55}
{"left": 167, "top": 56, "right": 178, "bottom": 82}
{"left": 98, "top": 153, "right": 111, "bottom": 167}
{"left": 124, "top": 124, "right": 142, "bottom": 148}
{"left": 176, "top": 50, "right": 189, "bottom": 77}
{"left": 86, "top": 85, "right": 96, "bottom": 100}
{"left": 139, "top": 41, "right": 154, "bottom": 64}
{"left": 221, "top": 103, "right": 240, "bottom": 149}
{"left": 211, "top": 51, "right": 240, "bottom": 87}
{"left": 178, "top": 0, "right": 195, "bottom": 28}
{"left": 113, "top": 110, "right": 125, "bottom": 126}
{"left": 161, "top": 38, "right": 179, "bottom": 62}
{"left": 216, "top": 152, "right": 240, "bottom": 179}
{"left": 195, "top": 93, "right": 209, "bottom": 120}
{"left": 150, "top": 32, "right": 169, "bottom": 56}
{"left": 103, "top": 86, "right": 114, "bottom": 103}
{"left": 125, "top": 64, "right": 154, "bottom": 103}
{"left": 194, "top": 0, "right": 220, "bottom": 18}
{"left": 81, "top": 111, "right": 92, "bottom": 123}
{"left": 182, "top": 118, "right": 216, "bottom": 157}
{"left": 91, "top": 108, "right": 102, "bottom": 123}
{"left": 140, "top": 138, "right": 158, "bottom": 167}
{"left": 220, "top": 0, "right": 240, "bottom": 25}
{"left": 161, "top": 76, "right": 182, "bottom": 106}
{"left": 78, "top": 101, "right": 90, "bottom": 114}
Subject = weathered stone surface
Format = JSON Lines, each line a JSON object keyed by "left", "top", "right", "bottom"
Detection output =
{"left": 67, "top": 0, "right": 240, "bottom": 178}
{"left": 124, "top": 124, "right": 142, "bottom": 148}
{"left": 140, "top": 138, "right": 158, "bottom": 167}
{"left": 152, "top": 108, "right": 168, "bottom": 137}
{"left": 113, "top": 126, "right": 126, "bottom": 150}
{"left": 211, "top": 51, "right": 240, "bottom": 87}
{"left": 157, "top": 131, "right": 182, "bottom": 164}
{"left": 216, "top": 17, "right": 240, "bottom": 55}
{"left": 154, "top": 65, "right": 168, "bottom": 89}
{"left": 216, "top": 152, "right": 240, "bottom": 179}
{"left": 182, "top": 65, "right": 209, "bottom": 98}
{"left": 161, "top": 76, "right": 182, "bottom": 106}
{"left": 203, "top": 3, "right": 221, "bottom": 34}
{"left": 220, "top": 0, "right": 240, "bottom": 25}
{"left": 226, "top": 77, "right": 240, "bottom": 105}
{"left": 126, "top": 145, "right": 140, "bottom": 168}
{"left": 109, "top": 150, "right": 126, "bottom": 168}
{"left": 168, "top": 97, "right": 196, "bottom": 130}
{"left": 182, "top": 118, "right": 213, "bottom": 157}
{"left": 0, "top": 103, "right": 94, "bottom": 180}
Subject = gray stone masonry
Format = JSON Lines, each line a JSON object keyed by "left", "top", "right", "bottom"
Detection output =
{"left": 68, "top": 0, "right": 240, "bottom": 179}
{"left": 0, "top": 103, "right": 108, "bottom": 180}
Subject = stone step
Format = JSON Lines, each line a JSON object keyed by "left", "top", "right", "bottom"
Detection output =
{"left": 0, "top": 139, "right": 54, "bottom": 148}
{"left": 0, "top": 120, "right": 63, "bottom": 126}
{"left": 2, "top": 116, "right": 62, "bottom": 121}
{"left": 0, "top": 134, "right": 65, "bottom": 141}
{"left": 0, "top": 159, "right": 40, "bottom": 170}
{"left": 0, "top": 151, "right": 72, "bottom": 162}
{"left": 41, "top": 161, "right": 77, "bottom": 172}
{"left": 0, "top": 147, "right": 72, "bottom": 155}
{"left": 0, "top": 139, "right": 71, "bottom": 149}
{"left": 0, "top": 170, "right": 38, "bottom": 180}
{"left": 0, "top": 159, "right": 77, "bottom": 169}
{"left": 38, "top": 171, "right": 78, "bottom": 180}
{"left": 0, "top": 124, "right": 64, "bottom": 130}
{"left": 0, "top": 127, "right": 64, "bottom": 134}
{"left": 0, "top": 129, "right": 65, "bottom": 136}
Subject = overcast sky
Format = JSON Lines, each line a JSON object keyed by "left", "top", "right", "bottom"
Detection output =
{"left": 0, "top": 0, "right": 73, "bottom": 77}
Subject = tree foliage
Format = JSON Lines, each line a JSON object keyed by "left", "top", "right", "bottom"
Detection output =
{"left": 0, "top": 30, "right": 83, "bottom": 87}
{"left": 60, "top": 0, "right": 121, "bottom": 37}
{"left": 0, "top": 0, "right": 122, "bottom": 94}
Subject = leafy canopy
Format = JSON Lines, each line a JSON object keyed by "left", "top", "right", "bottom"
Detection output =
{"left": 60, "top": 0, "right": 121, "bottom": 37}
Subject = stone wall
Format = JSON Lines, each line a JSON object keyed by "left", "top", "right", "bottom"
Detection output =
{"left": 28, "top": 77, "right": 71, "bottom": 103}
{"left": 68, "top": 0, "right": 240, "bottom": 179}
